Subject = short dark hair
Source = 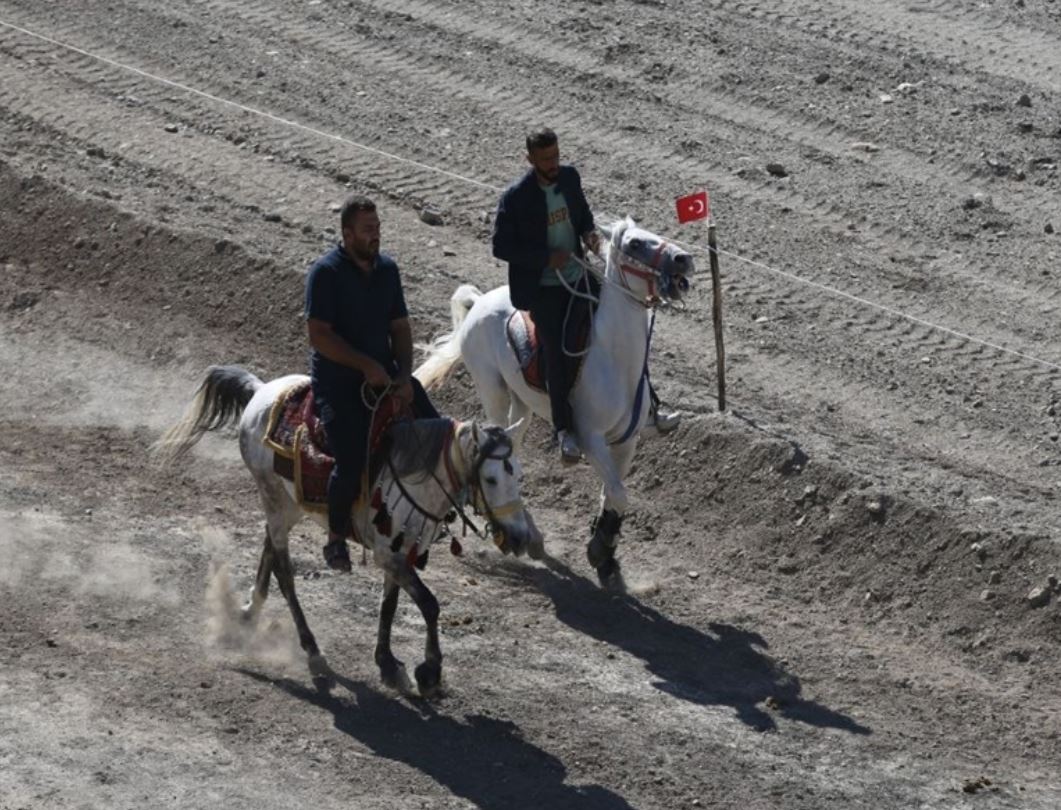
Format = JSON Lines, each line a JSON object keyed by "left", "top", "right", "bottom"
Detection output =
{"left": 526, "top": 127, "right": 558, "bottom": 153}
{"left": 340, "top": 195, "right": 376, "bottom": 230}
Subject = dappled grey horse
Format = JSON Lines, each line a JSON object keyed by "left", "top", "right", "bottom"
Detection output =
{"left": 154, "top": 366, "right": 540, "bottom": 695}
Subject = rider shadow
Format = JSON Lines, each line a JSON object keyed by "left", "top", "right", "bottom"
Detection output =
{"left": 497, "top": 556, "right": 870, "bottom": 736}
{"left": 237, "top": 669, "right": 634, "bottom": 810}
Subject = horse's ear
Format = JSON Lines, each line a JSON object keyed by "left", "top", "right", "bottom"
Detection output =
{"left": 504, "top": 417, "right": 526, "bottom": 438}
{"left": 598, "top": 223, "right": 613, "bottom": 242}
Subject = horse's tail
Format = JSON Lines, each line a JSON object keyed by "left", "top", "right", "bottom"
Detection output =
{"left": 151, "top": 365, "right": 262, "bottom": 465}
{"left": 414, "top": 284, "right": 481, "bottom": 390}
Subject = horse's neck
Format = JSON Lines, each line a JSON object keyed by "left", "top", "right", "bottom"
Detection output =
{"left": 588, "top": 261, "right": 650, "bottom": 380}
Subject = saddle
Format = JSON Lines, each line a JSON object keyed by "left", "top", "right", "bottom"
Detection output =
{"left": 505, "top": 309, "right": 591, "bottom": 394}
{"left": 263, "top": 381, "right": 409, "bottom": 513}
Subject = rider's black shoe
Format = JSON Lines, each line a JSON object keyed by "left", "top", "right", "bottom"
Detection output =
{"left": 323, "top": 537, "right": 352, "bottom": 573}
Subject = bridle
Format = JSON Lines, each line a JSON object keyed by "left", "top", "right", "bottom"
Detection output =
{"left": 614, "top": 238, "right": 691, "bottom": 309}
{"left": 385, "top": 420, "right": 522, "bottom": 551}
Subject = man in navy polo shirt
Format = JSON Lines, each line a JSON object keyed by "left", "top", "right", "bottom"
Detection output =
{"left": 305, "top": 195, "right": 439, "bottom": 572}
{"left": 492, "top": 128, "right": 680, "bottom": 464}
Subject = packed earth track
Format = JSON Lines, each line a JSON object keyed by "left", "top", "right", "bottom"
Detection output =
{"left": 2, "top": 1, "right": 1060, "bottom": 808}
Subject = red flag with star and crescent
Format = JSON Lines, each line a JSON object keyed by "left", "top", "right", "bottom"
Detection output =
{"left": 675, "top": 190, "right": 710, "bottom": 224}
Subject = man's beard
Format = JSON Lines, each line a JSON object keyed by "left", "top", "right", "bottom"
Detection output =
{"left": 351, "top": 241, "right": 379, "bottom": 261}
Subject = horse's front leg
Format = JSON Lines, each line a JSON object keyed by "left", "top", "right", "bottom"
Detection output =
{"left": 373, "top": 576, "right": 411, "bottom": 692}
{"left": 581, "top": 434, "right": 637, "bottom": 588}
{"left": 374, "top": 547, "right": 443, "bottom": 698}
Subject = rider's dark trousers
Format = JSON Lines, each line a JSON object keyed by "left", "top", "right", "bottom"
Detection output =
{"left": 315, "top": 376, "right": 439, "bottom": 537}
{"left": 530, "top": 281, "right": 593, "bottom": 435}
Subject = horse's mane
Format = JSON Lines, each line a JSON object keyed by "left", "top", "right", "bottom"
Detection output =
{"left": 386, "top": 418, "right": 455, "bottom": 482}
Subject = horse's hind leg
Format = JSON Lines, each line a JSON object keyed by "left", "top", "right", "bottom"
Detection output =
{"left": 241, "top": 531, "right": 275, "bottom": 624}
{"left": 273, "top": 541, "right": 334, "bottom": 689}
{"left": 473, "top": 373, "right": 512, "bottom": 428}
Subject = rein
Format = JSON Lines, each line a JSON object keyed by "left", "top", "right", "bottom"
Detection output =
{"left": 382, "top": 421, "right": 519, "bottom": 549}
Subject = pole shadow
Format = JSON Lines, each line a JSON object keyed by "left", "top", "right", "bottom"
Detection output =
{"left": 484, "top": 556, "right": 870, "bottom": 736}
{"left": 236, "top": 669, "right": 634, "bottom": 810}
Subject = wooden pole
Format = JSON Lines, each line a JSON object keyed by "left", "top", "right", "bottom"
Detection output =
{"left": 707, "top": 221, "right": 726, "bottom": 411}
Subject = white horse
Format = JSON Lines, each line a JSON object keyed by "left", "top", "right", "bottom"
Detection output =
{"left": 415, "top": 218, "right": 694, "bottom": 588}
{"left": 154, "top": 365, "right": 541, "bottom": 696}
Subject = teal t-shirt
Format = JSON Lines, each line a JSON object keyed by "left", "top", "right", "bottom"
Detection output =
{"left": 540, "top": 183, "right": 582, "bottom": 286}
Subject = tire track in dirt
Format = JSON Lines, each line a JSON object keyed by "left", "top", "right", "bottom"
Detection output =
{"left": 704, "top": 0, "right": 1061, "bottom": 93}
{"left": 154, "top": 0, "right": 1061, "bottom": 387}
{"left": 355, "top": 0, "right": 1061, "bottom": 233}
{"left": 3, "top": 2, "right": 1059, "bottom": 512}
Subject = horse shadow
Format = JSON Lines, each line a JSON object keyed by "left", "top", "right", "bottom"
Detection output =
{"left": 237, "top": 669, "right": 634, "bottom": 810}
{"left": 488, "top": 556, "right": 870, "bottom": 736}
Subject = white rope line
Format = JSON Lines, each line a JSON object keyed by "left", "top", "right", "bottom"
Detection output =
{"left": 0, "top": 18, "right": 503, "bottom": 193}
{"left": 709, "top": 244, "right": 1061, "bottom": 373}
{"left": 3, "top": 17, "right": 1059, "bottom": 374}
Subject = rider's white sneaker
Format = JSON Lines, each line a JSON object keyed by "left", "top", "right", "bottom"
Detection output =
{"left": 649, "top": 406, "right": 682, "bottom": 434}
{"left": 558, "top": 430, "right": 581, "bottom": 464}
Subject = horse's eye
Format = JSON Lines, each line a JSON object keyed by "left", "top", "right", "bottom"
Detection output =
{"left": 629, "top": 238, "right": 644, "bottom": 250}
{"left": 485, "top": 477, "right": 498, "bottom": 486}
{"left": 503, "top": 460, "right": 513, "bottom": 475}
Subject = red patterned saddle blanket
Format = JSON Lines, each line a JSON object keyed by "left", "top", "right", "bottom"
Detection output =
{"left": 505, "top": 310, "right": 590, "bottom": 394}
{"left": 263, "top": 381, "right": 409, "bottom": 512}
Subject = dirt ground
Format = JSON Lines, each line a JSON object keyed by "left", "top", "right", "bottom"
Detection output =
{"left": 2, "top": 1, "right": 1060, "bottom": 808}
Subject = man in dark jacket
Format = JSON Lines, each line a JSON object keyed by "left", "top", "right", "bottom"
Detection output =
{"left": 491, "top": 128, "right": 679, "bottom": 463}
{"left": 492, "top": 128, "right": 598, "bottom": 463}
{"left": 305, "top": 195, "right": 440, "bottom": 571}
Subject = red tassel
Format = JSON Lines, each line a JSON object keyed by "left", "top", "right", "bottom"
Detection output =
{"left": 371, "top": 488, "right": 383, "bottom": 510}
{"left": 405, "top": 545, "right": 419, "bottom": 569}
{"left": 450, "top": 538, "right": 463, "bottom": 556}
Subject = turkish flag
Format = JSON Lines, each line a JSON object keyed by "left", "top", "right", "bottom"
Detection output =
{"left": 675, "top": 190, "right": 710, "bottom": 224}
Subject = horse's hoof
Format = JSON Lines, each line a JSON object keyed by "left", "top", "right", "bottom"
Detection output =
{"left": 586, "top": 536, "right": 614, "bottom": 570}
{"left": 526, "top": 534, "right": 547, "bottom": 561}
{"left": 414, "top": 661, "right": 442, "bottom": 698}
{"left": 308, "top": 655, "right": 336, "bottom": 691}
{"left": 596, "top": 558, "right": 626, "bottom": 592}
{"left": 379, "top": 657, "right": 412, "bottom": 693}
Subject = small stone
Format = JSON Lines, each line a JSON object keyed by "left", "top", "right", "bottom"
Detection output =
{"left": 988, "top": 570, "right": 1001, "bottom": 585}
{"left": 850, "top": 141, "right": 880, "bottom": 152}
{"left": 1046, "top": 223, "right": 1055, "bottom": 235}
{"left": 419, "top": 207, "right": 444, "bottom": 226}
{"left": 866, "top": 500, "right": 884, "bottom": 516}
{"left": 687, "top": 570, "right": 700, "bottom": 580}
{"left": 814, "top": 72, "right": 830, "bottom": 84}
{"left": 765, "top": 162, "right": 788, "bottom": 178}
{"left": 86, "top": 146, "right": 107, "bottom": 159}
{"left": 1016, "top": 93, "right": 1032, "bottom": 108}
{"left": 979, "top": 589, "right": 995, "bottom": 602}
{"left": 1026, "top": 586, "right": 1051, "bottom": 608}
{"left": 962, "top": 196, "right": 984, "bottom": 210}
{"left": 1048, "top": 575, "right": 1059, "bottom": 591}
{"left": 164, "top": 124, "right": 179, "bottom": 133}
{"left": 442, "top": 247, "right": 457, "bottom": 257}
{"left": 263, "top": 212, "right": 283, "bottom": 223}
{"left": 879, "top": 93, "right": 894, "bottom": 103}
